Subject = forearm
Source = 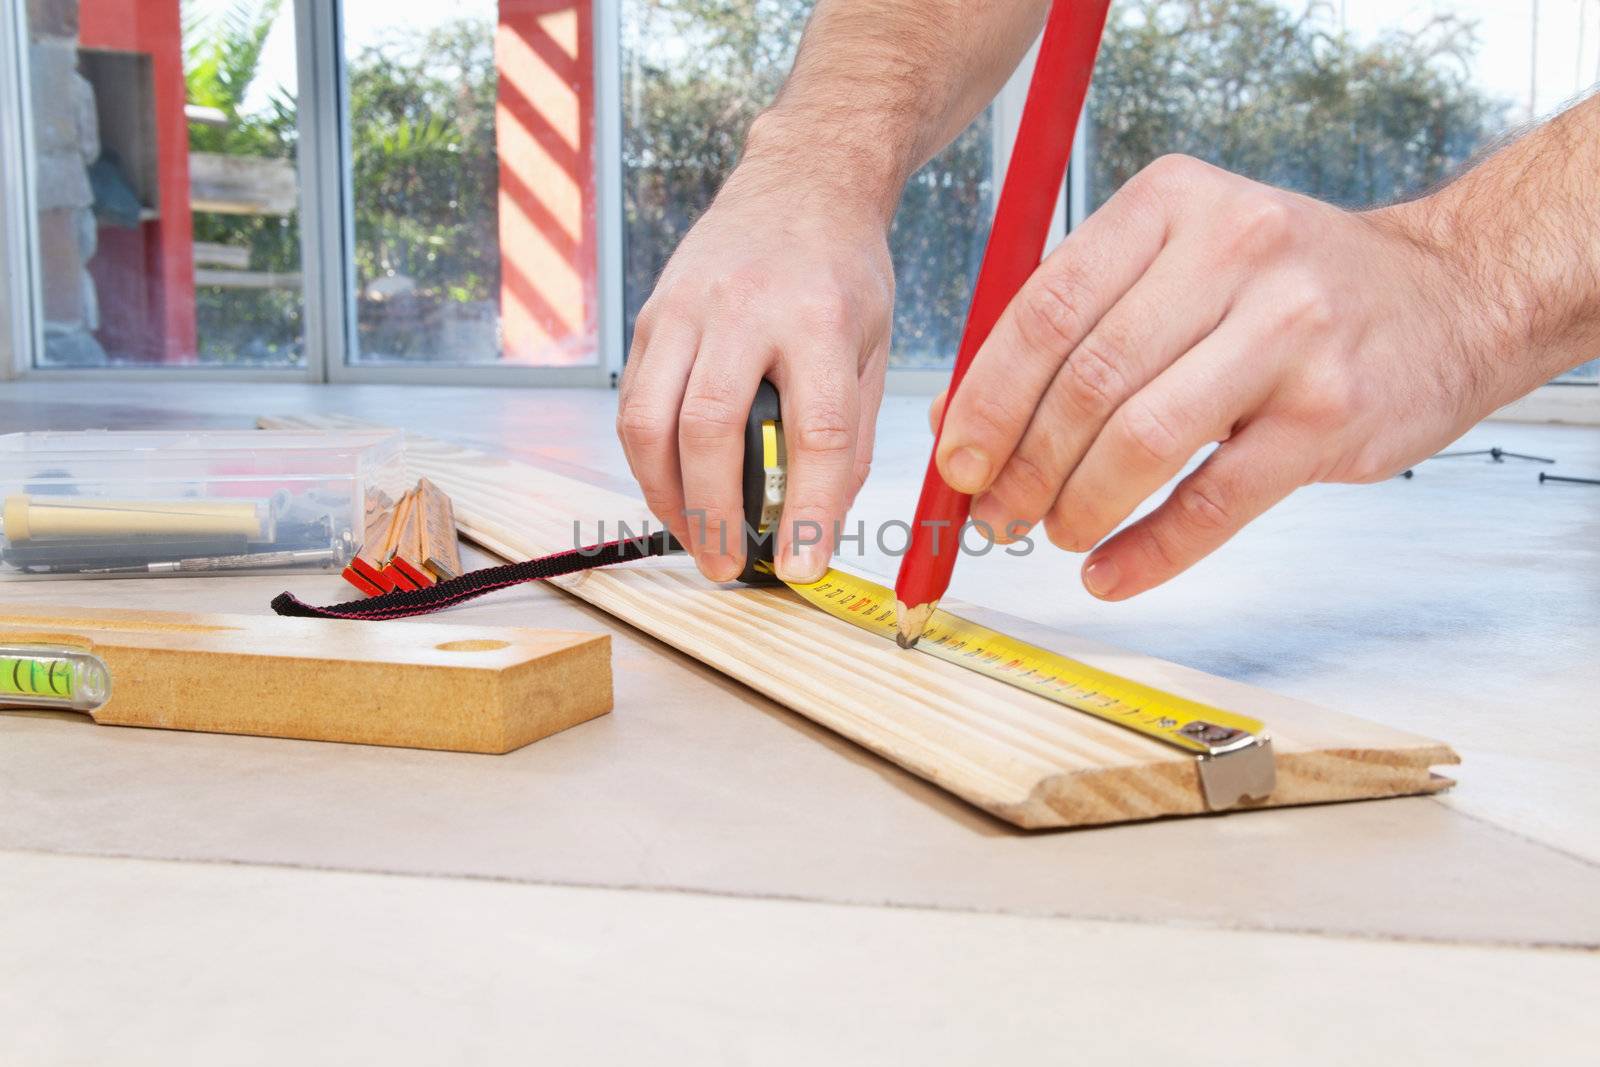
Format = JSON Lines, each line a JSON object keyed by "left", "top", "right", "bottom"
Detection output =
{"left": 1384, "top": 92, "right": 1600, "bottom": 405}
{"left": 737, "top": 0, "right": 1049, "bottom": 224}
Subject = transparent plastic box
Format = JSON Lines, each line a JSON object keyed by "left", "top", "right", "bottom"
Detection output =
{"left": 0, "top": 430, "right": 407, "bottom": 579}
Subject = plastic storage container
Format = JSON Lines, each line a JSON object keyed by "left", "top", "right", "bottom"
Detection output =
{"left": 0, "top": 430, "right": 407, "bottom": 579}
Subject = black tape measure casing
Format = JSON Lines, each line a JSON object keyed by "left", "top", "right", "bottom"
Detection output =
{"left": 738, "top": 381, "right": 784, "bottom": 585}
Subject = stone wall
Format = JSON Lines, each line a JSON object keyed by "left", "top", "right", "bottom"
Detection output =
{"left": 27, "top": 0, "right": 105, "bottom": 366}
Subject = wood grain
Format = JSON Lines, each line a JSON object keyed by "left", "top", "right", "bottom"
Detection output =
{"left": 261, "top": 414, "right": 1459, "bottom": 828}
{"left": 0, "top": 604, "right": 611, "bottom": 754}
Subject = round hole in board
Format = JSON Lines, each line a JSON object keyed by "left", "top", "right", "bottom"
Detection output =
{"left": 435, "top": 639, "right": 511, "bottom": 653}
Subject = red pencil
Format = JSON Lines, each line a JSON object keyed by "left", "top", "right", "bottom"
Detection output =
{"left": 895, "top": 0, "right": 1112, "bottom": 648}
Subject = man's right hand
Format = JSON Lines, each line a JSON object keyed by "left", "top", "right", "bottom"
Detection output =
{"left": 617, "top": 134, "right": 895, "bottom": 585}
{"left": 616, "top": 0, "right": 1055, "bottom": 585}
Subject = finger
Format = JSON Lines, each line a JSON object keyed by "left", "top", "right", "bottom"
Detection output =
{"left": 615, "top": 305, "right": 654, "bottom": 421}
{"left": 852, "top": 349, "right": 888, "bottom": 502}
{"left": 969, "top": 238, "right": 1237, "bottom": 538}
{"left": 1044, "top": 313, "right": 1278, "bottom": 552}
{"left": 615, "top": 287, "right": 673, "bottom": 412}
{"left": 1080, "top": 420, "right": 1306, "bottom": 600}
{"left": 771, "top": 349, "right": 860, "bottom": 583}
{"left": 935, "top": 156, "right": 1213, "bottom": 495}
{"left": 928, "top": 388, "right": 948, "bottom": 436}
{"left": 616, "top": 317, "right": 700, "bottom": 546}
{"left": 677, "top": 329, "right": 769, "bottom": 582}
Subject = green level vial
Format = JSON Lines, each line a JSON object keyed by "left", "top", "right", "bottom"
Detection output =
{"left": 0, "top": 646, "right": 112, "bottom": 712}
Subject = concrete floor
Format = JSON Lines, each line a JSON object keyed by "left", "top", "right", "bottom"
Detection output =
{"left": 1, "top": 381, "right": 1597, "bottom": 1062}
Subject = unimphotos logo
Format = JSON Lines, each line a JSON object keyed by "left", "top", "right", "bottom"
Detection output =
{"left": 573, "top": 512, "right": 1036, "bottom": 558}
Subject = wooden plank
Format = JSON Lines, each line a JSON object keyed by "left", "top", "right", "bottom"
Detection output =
{"left": 0, "top": 605, "right": 611, "bottom": 754}
{"left": 261, "top": 414, "right": 1459, "bottom": 829}
{"left": 194, "top": 269, "right": 303, "bottom": 290}
{"left": 344, "top": 489, "right": 399, "bottom": 594}
{"left": 189, "top": 152, "right": 298, "bottom": 216}
{"left": 379, "top": 490, "right": 420, "bottom": 591}
{"left": 417, "top": 477, "right": 463, "bottom": 580}
{"left": 193, "top": 242, "right": 252, "bottom": 270}
{"left": 389, "top": 489, "right": 435, "bottom": 589}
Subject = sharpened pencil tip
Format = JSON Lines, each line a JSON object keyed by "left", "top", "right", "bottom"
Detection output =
{"left": 895, "top": 599, "right": 935, "bottom": 650}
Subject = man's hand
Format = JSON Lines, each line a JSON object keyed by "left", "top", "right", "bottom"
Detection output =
{"left": 617, "top": 144, "right": 894, "bottom": 583}
{"left": 615, "top": 0, "right": 1047, "bottom": 584}
{"left": 935, "top": 148, "right": 1589, "bottom": 601}
{"left": 618, "top": 4, "right": 1599, "bottom": 599}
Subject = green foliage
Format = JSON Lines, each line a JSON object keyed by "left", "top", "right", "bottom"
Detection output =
{"left": 344, "top": 19, "right": 500, "bottom": 358}
{"left": 621, "top": 0, "right": 993, "bottom": 366}
{"left": 622, "top": 0, "right": 807, "bottom": 342}
{"left": 183, "top": 0, "right": 301, "bottom": 363}
{"left": 1088, "top": 0, "right": 1509, "bottom": 209}
{"left": 621, "top": 0, "right": 1507, "bottom": 366}
{"left": 182, "top": 5, "right": 502, "bottom": 362}
{"left": 183, "top": 0, "right": 286, "bottom": 122}
{"left": 179, "top": 0, "right": 1510, "bottom": 367}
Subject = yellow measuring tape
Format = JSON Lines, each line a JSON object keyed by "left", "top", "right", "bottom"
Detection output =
{"left": 751, "top": 405, "right": 1273, "bottom": 809}
{"left": 779, "top": 566, "right": 1275, "bottom": 809}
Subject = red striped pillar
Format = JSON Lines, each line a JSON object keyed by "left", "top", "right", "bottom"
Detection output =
{"left": 495, "top": 0, "right": 598, "bottom": 366}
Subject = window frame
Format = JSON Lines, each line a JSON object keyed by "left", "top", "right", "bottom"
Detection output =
{"left": 0, "top": 0, "right": 622, "bottom": 385}
{"left": 8, "top": 0, "right": 320, "bottom": 385}
{"left": 0, "top": 3, "right": 1594, "bottom": 419}
{"left": 1, "top": 0, "right": 40, "bottom": 383}
{"left": 315, "top": 0, "right": 622, "bottom": 386}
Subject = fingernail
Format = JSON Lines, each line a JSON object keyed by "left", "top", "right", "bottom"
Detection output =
{"left": 970, "top": 494, "right": 1035, "bottom": 546}
{"left": 778, "top": 541, "right": 827, "bottom": 584}
{"left": 701, "top": 554, "right": 740, "bottom": 583}
{"left": 967, "top": 496, "right": 1004, "bottom": 543}
{"left": 993, "top": 521, "right": 1033, "bottom": 546}
{"left": 944, "top": 447, "right": 992, "bottom": 493}
{"left": 1083, "top": 557, "right": 1121, "bottom": 599}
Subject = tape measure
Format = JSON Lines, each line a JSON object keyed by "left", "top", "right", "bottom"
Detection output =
{"left": 739, "top": 380, "right": 787, "bottom": 586}
{"left": 0, "top": 645, "right": 112, "bottom": 713}
{"left": 268, "top": 382, "right": 1276, "bottom": 807}
{"left": 744, "top": 383, "right": 1275, "bottom": 810}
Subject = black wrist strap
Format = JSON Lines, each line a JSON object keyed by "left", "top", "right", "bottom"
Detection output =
{"left": 271, "top": 530, "right": 680, "bottom": 621}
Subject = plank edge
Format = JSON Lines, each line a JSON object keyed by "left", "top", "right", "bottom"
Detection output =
{"left": 1005, "top": 743, "right": 1461, "bottom": 830}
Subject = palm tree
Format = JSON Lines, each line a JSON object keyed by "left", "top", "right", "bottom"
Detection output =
{"left": 182, "top": 0, "right": 295, "bottom": 157}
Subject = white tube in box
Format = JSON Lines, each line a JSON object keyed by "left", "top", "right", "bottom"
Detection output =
{"left": 0, "top": 429, "right": 407, "bottom": 578}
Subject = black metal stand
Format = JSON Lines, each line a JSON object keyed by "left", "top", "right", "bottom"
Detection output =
{"left": 1432, "top": 447, "right": 1556, "bottom": 463}
{"left": 1539, "top": 472, "right": 1600, "bottom": 487}
{"left": 1401, "top": 446, "right": 1557, "bottom": 479}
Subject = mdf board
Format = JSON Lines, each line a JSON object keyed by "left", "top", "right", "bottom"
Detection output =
{"left": 261, "top": 415, "right": 1459, "bottom": 829}
{"left": 0, "top": 605, "right": 611, "bottom": 754}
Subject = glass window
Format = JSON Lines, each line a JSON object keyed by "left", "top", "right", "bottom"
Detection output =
{"left": 22, "top": 0, "right": 304, "bottom": 367}
{"left": 621, "top": 0, "right": 994, "bottom": 369}
{"left": 1085, "top": 0, "right": 1581, "bottom": 212}
{"left": 342, "top": 0, "right": 599, "bottom": 366}
{"left": 1555, "top": 358, "right": 1599, "bottom": 385}
{"left": 1085, "top": 0, "right": 1600, "bottom": 387}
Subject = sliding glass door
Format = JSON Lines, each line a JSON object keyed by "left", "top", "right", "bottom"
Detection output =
{"left": 12, "top": 0, "right": 308, "bottom": 369}
{"left": 339, "top": 0, "right": 602, "bottom": 369}
{"left": 5, "top": 0, "right": 1591, "bottom": 398}
{"left": 2, "top": 0, "right": 614, "bottom": 381}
